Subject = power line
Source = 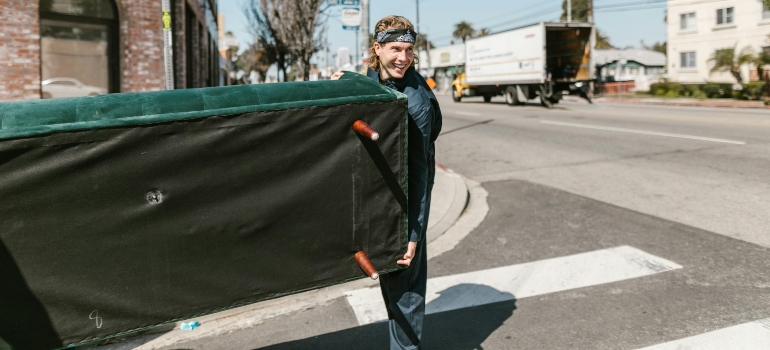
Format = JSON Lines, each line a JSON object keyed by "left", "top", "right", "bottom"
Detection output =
{"left": 594, "top": 0, "right": 666, "bottom": 10}
{"left": 596, "top": 5, "right": 666, "bottom": 13}
{"left": 427, "top": 2, "right": 558, "bottom": 42}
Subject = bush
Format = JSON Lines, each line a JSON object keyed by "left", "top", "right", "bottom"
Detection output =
{"left": 701, "top": 83, "right": 721, "bottom": 98}
{"left": 691, "top": 90, "right": 708, "bottom": 99}
{"left": 738, "top": 82, "right": 766, "bottom": 100}
{"left": 649, "top": 82, "right": 668, "bottom": 96}
{"left": 681, "top": 84, "right": 700, "bottom": 97}
{"left": 633, "top": 82, "right": 765, "bottom": 100}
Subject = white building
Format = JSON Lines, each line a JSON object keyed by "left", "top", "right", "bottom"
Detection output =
{"left": 595, "top": 49, "right": 667, "bottom": 91}
{"left": 667, "top": 0, "right": 770, "bottom": 83}
{"left": 417, "top": 44, "right": 466, "bottom": 93}
{"left": 336, "top": 47, "right": 351, "bottom": 70}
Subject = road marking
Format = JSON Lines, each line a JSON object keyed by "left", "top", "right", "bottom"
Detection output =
{"left": 345, "top": 245, "right": 682, "bottom": 325}
{"left": 637, "top": 317, "right": 770, "bottom": 349}
{"left": 454, "top": 111, "right": 481, "bottom": 117}
{"left": 540, "top": 120, "right": 747, "bottom": 145}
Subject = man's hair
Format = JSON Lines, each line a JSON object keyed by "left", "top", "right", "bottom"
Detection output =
{"left": 368, "top": 15, "right": 419, "bottom": 71}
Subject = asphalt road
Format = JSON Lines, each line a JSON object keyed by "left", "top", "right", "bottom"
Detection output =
{"left": 152, "top": 95, "right": 770, "bottom": 349}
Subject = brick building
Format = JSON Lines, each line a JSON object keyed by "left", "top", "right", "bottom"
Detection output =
{"left": 0, "top": 0, "right": 221, "bottom": 102}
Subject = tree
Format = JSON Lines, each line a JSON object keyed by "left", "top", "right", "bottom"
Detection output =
{"left": 641, "top": 40, "right": 667, "bottom": 56}
{"left": 561, "top": 0, "right": 590, "bottom": 22}
{"left": 595, "top": 28, "right": 613, "bottom": 49}
{"left": 244, "top": 0, "right": 326, "bottom": 81}
{"left": 236, "top": 42, "right": 275, "bottom": 83}
{"left": 477, "top": 28, "right": 490, "bottom": 37}
{"left": 415, "top": 33, "right": 434, "bottom": 52}
{"left": 244, "top": 0, "right": 290, "bottom": 81}
{"left": 453, "top": 21, "right": 476, "bottom": 43}
{"left": 280, "top": 0, "right": 326, "bottom": 81}
{"left": 757, "top": 50, "right": 770, "bottom": 80}
{"left": 708, "top": 45, "right": 756, "bottom": 84}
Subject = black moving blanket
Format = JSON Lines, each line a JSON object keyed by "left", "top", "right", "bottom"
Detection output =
{"left": 0, "top": 74, "right": 407, "bottom": 349}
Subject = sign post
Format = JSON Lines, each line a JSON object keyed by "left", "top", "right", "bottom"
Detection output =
{"left": 341, "top": 7, "right": 361, "bottom": 70}
{"left": 162, "top": 0, "right": 174, "bottom": 90}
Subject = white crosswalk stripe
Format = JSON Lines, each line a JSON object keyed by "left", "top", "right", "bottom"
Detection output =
{"left": 637, "top": 318, "right": 770, "bottom": 349}
{"left": 345, "top": 245, "right": 682, "bottom": 326}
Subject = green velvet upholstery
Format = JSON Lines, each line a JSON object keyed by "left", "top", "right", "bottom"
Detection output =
{"left": 0, "top": 73, "right": 405, "bottom": 140}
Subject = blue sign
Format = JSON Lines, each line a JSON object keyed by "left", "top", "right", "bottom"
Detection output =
{"left": 343, "top": 25, "right": 360, "bottom": 30}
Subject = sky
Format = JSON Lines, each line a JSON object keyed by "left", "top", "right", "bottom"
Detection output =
{"left": 218, "top": 0, "right": 667, "bottom": 66}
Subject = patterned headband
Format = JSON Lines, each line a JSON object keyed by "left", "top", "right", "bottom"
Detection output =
{"left": 375, "top": 28, "right": 416, "bottom": 44}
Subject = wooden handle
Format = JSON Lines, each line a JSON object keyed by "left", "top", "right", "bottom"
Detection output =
{"left": 352, "top": 120, "right": 379, "bottom": 141}
{"left": 354, "top": 251, "right": 379, "bottom": 280}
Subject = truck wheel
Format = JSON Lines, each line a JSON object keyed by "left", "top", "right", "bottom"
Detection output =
{"left": 483, "top": 95, "right": 492, "bottom": 103}
{"left": 505, "top": 87, "right": 518, "bottom": 106}
{"left": 540, "top": 95, "right": 553, "bottom": 109}
{"left": 452, "top": 91, "right": 462, "bottom": 102}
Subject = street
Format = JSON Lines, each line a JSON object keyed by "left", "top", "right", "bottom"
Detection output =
{"left": 111, "top": 97, "right": 770, "bottom": 349}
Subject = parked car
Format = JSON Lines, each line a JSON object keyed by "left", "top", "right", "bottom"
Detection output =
{"left": 41, "top": 77, "right": 107, "bottom": 99}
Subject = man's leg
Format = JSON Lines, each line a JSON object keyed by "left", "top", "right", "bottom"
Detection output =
{"left": 380, "top": 235, "right": 428, "bottom": 350}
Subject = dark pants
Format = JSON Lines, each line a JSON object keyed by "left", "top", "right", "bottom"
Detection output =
{"left": 379, "top": 174, "right": 434, "bottom": 350}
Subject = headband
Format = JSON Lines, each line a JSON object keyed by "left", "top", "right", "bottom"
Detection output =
{"left": 375, "top": 28, "right": 416, "bottom": 44}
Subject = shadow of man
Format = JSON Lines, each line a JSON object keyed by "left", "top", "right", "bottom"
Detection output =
{"left": 256, "top": 284, "right": 516, "bottom": 350}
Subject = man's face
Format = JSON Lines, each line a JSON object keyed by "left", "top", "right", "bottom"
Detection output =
{"left": 374, "top": 41, "right": 414, "bottom": 80}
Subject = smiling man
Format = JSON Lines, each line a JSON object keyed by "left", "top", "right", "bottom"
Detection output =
{"left": 332, "top": 15, "right": 442, "bottom": 350}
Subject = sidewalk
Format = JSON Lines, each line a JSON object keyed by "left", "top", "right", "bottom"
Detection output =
{"left": 594, "top": 96, "right": 769, "bottom": 109}
{"left": 95, "top": 165, "right": 472, "bottom": 350}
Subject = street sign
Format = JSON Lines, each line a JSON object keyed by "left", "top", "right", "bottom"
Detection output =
{"left": 327, "top": 0, "right": 360, "bottom": 5}
{"left": 341, "top": 7, "right": 361, "bottom": 30}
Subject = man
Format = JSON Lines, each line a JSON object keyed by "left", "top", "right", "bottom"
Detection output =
{"left": 332, "top": 15, "right": 442, "bottom": 350}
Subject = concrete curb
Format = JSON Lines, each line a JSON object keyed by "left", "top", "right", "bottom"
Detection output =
{"left": 97, "top": 165, "right": 482, "bottom": 350}
{"left": 427, "top": 165, "right": 469, "bottom": 245}
{"left": 594, "top": 97, "right": 770, "bottom": 109}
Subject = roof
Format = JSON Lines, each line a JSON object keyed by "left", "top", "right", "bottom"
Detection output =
{"left": 595, "top": 49, "right": 666, "bottom": 66}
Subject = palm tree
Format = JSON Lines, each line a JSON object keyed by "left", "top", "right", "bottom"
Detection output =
{"left": 453, "top": 21, "right": 476, "bottom": 43}
{"left": 560, "top": 0, "right": 589, "bottom": 22}
{"left": 755, "top": 50, "right": 770, "bottom": 82}
{"left": 708, "top": 45, "right": 756, "bottom": 84}
{"left": 477, "top": 28, "right": 490, "bottom": 37}
{"left": 595, "top": 29, "right": 613, "bottom": 49}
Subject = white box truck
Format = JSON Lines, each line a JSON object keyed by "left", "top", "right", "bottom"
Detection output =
{"left": 452, "top": 22, "right": 595, "bottom": 107}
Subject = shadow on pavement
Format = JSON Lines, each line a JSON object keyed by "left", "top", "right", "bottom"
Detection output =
{"left": 255, "top": 284, "right": 516, "bottom": 350}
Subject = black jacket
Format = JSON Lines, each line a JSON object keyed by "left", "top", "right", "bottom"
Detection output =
{"left": 365, "top": 67, "right": 442, "bottom": 242}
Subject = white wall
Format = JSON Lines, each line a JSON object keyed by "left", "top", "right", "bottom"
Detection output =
{"left": 667, "top": 0, "right": 770, "bottom": 83}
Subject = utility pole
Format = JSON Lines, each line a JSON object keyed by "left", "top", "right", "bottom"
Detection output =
{"left": 361, "top": 0, "right": 369, "bottom": 69}
{"left": 567, "top": 0, "right": 572, "bottom": 22}
{"left": 416, "top": 0, "right": 420, "bottom": 70}
{"left": 416, "top": 0, "right": 420, "bottom": 34}
{"left": 588, "top": 0, "right": 594, "bottom": 23}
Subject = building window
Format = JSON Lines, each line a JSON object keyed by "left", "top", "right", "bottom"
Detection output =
{"left": 680, "top": 52, "right": 696, "bottom": 68}
{"left": 39, "top": 0, "right": 118, "bottom": 98}
{"left": 716, "top": 7, "right": 734, "bottom": 25}
{"left": 680, "top": 12, "right": 696, "bottom": 30}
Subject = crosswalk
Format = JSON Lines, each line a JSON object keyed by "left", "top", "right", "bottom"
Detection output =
{"left": 345, "top": 245, "right": 682, "bottom": 325}
{"left": 344, "top": 245, "right": 770, "bottom": 349}
{"left": 637, "top": 318, "right": 770, "bottom": 350}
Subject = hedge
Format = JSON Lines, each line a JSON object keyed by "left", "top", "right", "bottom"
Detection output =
{"left": 648, "top": 82, "right": 766, "bottom": 100}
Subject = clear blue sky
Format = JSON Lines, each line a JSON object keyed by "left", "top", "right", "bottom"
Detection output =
{"left": 218, "top": 0, "right": 666, "bottom": 60}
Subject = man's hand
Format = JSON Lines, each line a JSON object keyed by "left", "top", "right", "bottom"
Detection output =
{"left": 397, "top": 241, "right": 418, "bottom": 267}
{"left": 330, "top": 70, "right": 344, "bottom": 80}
